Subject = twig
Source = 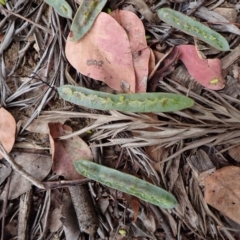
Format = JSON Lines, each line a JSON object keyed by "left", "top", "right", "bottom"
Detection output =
{"left": 1, "top": 176, "right": 11, "bottom": 240}
{"left": 0, "top": 5, "right": 52, "bottom": 34}
{"left": 69, "top": 185, "right": 99, "bottom": 234}
{"left": 42, "top": 178, "right": 90, "bottom": 189}
{"left": 0, "top": 141, "right": 45, "bottom": 189}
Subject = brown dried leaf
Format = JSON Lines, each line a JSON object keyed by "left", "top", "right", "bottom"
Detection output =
{"left": 125, "top": 0, "right": 160, "bottom": 23}
{"left": 0, "top": 152, "right": 52, "bottom": 200}
{"left": 204, "top": 166, "right": 240, "bottom": 224}
{"left": 49, "top": 122, "right": 92, "bottom": 180}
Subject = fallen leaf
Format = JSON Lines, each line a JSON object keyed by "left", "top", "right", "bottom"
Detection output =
{"left": 204, "top": 166, "right": 240, "bottom": 224}
{"left": 70, "top": 0, "right": 107, "bottom": 41}
{"left": 21, "top": 116, "right": 67, "bottom": 134}
{"left": 177, "top": 45, "right": 225, "bottom": 90}
{"left": 148, "top": 47, "right": 179, "bottom": 91}
{"left": 65, "top": 12, "right": 136, "bottom": 93}
{"left": 125, "top": 0, "right": 160, "bottom": 23}
{"left": 0, "top": 108, "right": 16, "bottom": 159}
{"left": 49, "top": 122, "right": 93, "bottom": 180}
{"left": 0, "top": 152, "right": 52, "bottom": 200}
{"left": 110, "top": 10, "right": 150, "bottom": 92}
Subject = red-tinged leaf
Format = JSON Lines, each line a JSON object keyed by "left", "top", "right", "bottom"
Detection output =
{"left": 110, "top": 10, "right": 150, "bottom": 93}
{"left": 177, "top": 45, "right": 225, "bottom": 90}
{"left": 204, "top": 166, "right": 240, "bottom": 224}
{"left": 65, "top": 12, "right": 136, "bottom": 93}
{"left": 49, "top": 122, "right": 93, "bottom": 180}
{"left": 0, "top": 108, "right": 16, "bottom": 159}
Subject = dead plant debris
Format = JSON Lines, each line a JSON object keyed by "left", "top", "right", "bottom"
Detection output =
{"left": 1, "top": 1, "right": 240, "bottom": 240}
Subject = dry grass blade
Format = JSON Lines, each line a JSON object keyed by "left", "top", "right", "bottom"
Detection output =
{"left": 0, "top": 5, "right": 52, "bottom": 34}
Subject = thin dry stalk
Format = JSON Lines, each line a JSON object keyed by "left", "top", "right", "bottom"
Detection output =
{"left": 0, "top": 5, "right": 52, "bottom": 34}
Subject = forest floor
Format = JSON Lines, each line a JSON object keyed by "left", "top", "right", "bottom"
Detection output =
{"left": 1, "top": 1, "right": 240, "bottom": 239}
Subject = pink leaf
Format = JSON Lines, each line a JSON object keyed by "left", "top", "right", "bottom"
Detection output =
{"left": 177, "top": 45, "right": 225, "bottom": 90}
{"left": 110, "top": 10, "right": 150, "bottom": 92}
{"left": 65, "top": 12, "right": 136, "bottom": 93}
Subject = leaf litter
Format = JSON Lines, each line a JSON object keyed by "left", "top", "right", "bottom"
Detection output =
{"left": 2, "top": 1, "right": 240, "bottom": 239}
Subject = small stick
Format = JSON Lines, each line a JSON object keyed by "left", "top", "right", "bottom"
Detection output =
{"left": 68, "top": 185, "right": 99, "bottom": 235}
{"left": 0, "top": 5, "right": 52, "bottom": 34}
{"left": 0, "top": 141, "right": 45, "bottom": 189}
{"left": 42, "top": 178, "right": 90, "bottom": 189}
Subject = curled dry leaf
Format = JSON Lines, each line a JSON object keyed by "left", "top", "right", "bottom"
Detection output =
{"left": 0, "top": 108, "right": 16, "bottom": 159}
{"left": 110, "top": 10, "right": 150, "bottom": 92}
{"left": 49, "top": 122, "right": 93, "bottom": 180}
{"left": 204, "top": 166, "right": 240, "bottom": 224}
{"left": 66, "top": 12, "right": 136, "bottom": 93}
{"left": 177, "top": 45, "right": 225, "bottom": 90}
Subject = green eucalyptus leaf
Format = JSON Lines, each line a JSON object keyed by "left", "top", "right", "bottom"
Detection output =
{"left": 70, "top": 0, "right": 107, "bottom": 41}
{"left": 74, "top": 160, "right": 178, "bottom": 209}
{"left": 157, "top": 8, "right": 230, "bottom": 51}
{"left": 45, "top": 0, "right": 72, "bottom": 19}
{"left": 0, "top": 0, "right": 6, "bottom": 5}
{"left": 58, "top": 85, "right": 194, "bottom": 113}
